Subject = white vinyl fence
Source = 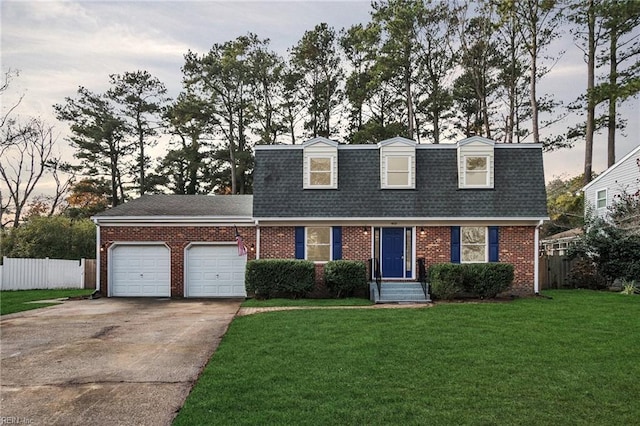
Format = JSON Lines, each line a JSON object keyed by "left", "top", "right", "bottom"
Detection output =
{"left": 0, "top": 257, "right": 86, "bottom": 290}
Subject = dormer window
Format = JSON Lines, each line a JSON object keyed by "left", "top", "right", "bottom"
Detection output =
{"left": 387, "top": 156, "right": 411, "bottom": 186}
{"left": 464, "top": 156, "right": 489, "bottom": 186}
{"left": 379, "top": 137, "right": 416, "bottom": 189}
{"left": 309, "top": 157, "right": 332, "bottom": 186}
{"left": 457, "top": 136, "right": 495, "bottom": 189}
{"left": 303, "top": 137, "right": 338, "bottom": 189}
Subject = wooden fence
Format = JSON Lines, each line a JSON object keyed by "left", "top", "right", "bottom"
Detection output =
{"left": 539, "top": 254, "right": 579, "bottom": 289}
{"left": 0, "top": 257, "right": 96, "bottom": 290}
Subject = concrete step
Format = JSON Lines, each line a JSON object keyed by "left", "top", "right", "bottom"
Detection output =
{"left": 370, "top": 282, "right": 431, "bottom": 303}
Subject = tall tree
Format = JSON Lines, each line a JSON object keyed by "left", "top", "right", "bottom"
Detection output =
{"left": 157, "top": 92, "right": 215, "bottom": 195}
{"left": 371, "top": 0, "right": 425, "bottom": 140}
{"left": 569, "top": 0, "right": 601, "bottom": 185}
{"left": 55, "top": 87, "right": 130, "bottom": 207}
{"left": 0, "top": 118, "right": 68, "bottom": 228}
{"left": 107, "top": 70, "right": 168, "bottom": 195}
{"left": 290, "top": 23, "right": 343, "bottom": 138}
{"left": 498, "top": 0, "right": 565, "bottom": 145}
{"left": 493, "top": 0, "right": 531, "bottom": 143}
{"left": 598, "top": 0, "right": 640, "bottom": 167}
{"left": 183, "top": 34, "right": 267, "bottom": 194}
{"left": 454, "top": 4, "right": 503, "bottom": 139}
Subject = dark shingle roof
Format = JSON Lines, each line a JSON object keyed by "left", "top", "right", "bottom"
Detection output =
{"left": 253, "top": 146, "right": 548, "bottom": 218}
{"left": 94, "top": 194, "right": 253, "bottom": 217}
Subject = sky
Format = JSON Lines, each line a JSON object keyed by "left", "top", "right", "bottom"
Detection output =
{"left": 1, "top": 0, "right": 639, "bottom": 198}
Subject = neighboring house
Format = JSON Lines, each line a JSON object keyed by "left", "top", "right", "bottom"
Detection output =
{"left": 93, "top": 136, "right": 549, "bottom": 300}
{"left": 540, "top": 228, "right": 583, "bottom": 256}
{"left": 583, "top": 144, "right": 640, "bottom": 219}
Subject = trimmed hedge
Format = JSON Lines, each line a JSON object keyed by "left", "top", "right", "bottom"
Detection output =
{"left": 428, "top": 263, "right": 514, "bottom": 299}
{"left": 246, "top": 259, "right": 315, "bottom": 299}
{"left": 429, "top": 263, "right": 464, "bottom": 300}
{"left": 324, "top": 260, "right": 368, "bottom": 298}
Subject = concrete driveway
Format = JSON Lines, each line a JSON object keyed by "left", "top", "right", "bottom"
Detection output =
{"left": 0, "top": 298, "right": 242, "bottom": 425}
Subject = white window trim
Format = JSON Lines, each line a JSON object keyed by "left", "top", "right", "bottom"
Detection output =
{"left": 460, "top": 226, "right": 488, "bottom": 264}
{"left": 383, "top": 155, "right": 413, "bottom": 189}
{"left": 305, "top": 226, "right": 332, "bottom": 263}
{"left": 596, "top": 188, "right": 607, "bottom": 210}
{"left": 462, "top": 155, "right": 490, "bottom": 188}
{"left": 305, "top": 155, "right": 336, "bottom": 189}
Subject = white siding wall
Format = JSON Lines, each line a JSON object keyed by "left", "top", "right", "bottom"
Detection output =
{"left": 0, "top": 257, "right": 84, "bottom": 290}
{"left": 585, "top": 148, "right": 640, "bottom": 218}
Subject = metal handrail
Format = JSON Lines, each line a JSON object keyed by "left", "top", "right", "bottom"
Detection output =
{"left": 417, "top": 258, "right": 428, "bottom": 298}
{"left": 370, "top": 257, "right": 382, "bottom": 298}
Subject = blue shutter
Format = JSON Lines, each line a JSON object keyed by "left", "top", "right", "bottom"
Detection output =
{"left": 332, "top": 226, "right": 342, "bottom": 260}
{"left": 295, "top": 227, "right": 305, "bottom": 259}
{"left": 451, "top": 226, "right": 461, "bottom": 263}
{"left": 489, "top": 226, "right": 499, "bottom": 262}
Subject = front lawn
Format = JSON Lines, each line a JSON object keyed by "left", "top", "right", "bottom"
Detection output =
{"left": 175, "top": 290, "right": 640, "bottom": 425}
{"left": 0, "top": 289, "right": 94, "bottom": 315}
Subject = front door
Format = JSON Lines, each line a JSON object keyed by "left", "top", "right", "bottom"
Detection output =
{"left": 382, "top": 228, "right": 404, "bottom": 278}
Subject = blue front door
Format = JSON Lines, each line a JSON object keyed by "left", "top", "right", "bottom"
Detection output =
{"left": 382, "top": 228, "right": 404, "bottom": 278}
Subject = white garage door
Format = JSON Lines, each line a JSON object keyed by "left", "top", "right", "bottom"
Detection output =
{"left": 186, "top": 245, "right": 246, "bottom": 297}
{"left": 111, "top": 245, "right": 170, "bottom": 297}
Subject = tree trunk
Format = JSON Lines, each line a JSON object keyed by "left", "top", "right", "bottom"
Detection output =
{"left": 405, "top": 65, "right": 415, "bottom": 140}
{"left": 607, "top": 23, "right": 618, "bottom": 167}
{"left": 529, "top": 33, "right": 540, "bottom": 145}
{"left": 584, "top": 0, "right": 596, "bottom": 185}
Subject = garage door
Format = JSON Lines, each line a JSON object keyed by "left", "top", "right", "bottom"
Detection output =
{"left": 111, "top": 245, "right": 170, "bottom": 297}
{"left": 186, "top": 245, "right": 246, "bottom": 297}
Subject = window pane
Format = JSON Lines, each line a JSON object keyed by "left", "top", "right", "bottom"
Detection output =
{"left": 310, "top": 171, "right": 331, "bottom": 185}
{"left": 466, "top": 171, "right": 487, "bottom": 185}
{"left": 466, "top": 157, "right": 487, "bottom": 171}
{"left": 307, "top": 227, "right": 330, "bottom": 244}
{"left": 596, "top": 190, "right": 606, "bottom": 209}
{"left": 307, "top": 245, "right": 330, "bottom": 262}
{"left": 310, "top": 157, "right": 331, "bottom": 172}
{"left": 388, "top": 171, "right": 409, "bottom": 186}
{"left": 462, "top": 245, "right": 485, "bottom": 262}
{"left": 388, "top": 156, "right": 408, "bottom": 171}
{"left": 462, "top": 227, "right": 485, "bottom": 244}
{"left": 306, "top": 227, "right": 331, "bottom": 261}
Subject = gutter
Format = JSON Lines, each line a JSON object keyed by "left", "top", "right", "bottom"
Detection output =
{"left": 534, "top": 219, "right": 543, "bottom": 294}
{"left": 93, "top": 218, "right": 100, "bottom": 293}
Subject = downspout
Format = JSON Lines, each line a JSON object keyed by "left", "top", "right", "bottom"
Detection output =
{"left": 93, "top": 218, "right": 101, "bottom": 293}
{"left": 255, "top": 219, "right": 260, "bottom": 260}
{"left": 534, "top": 220, "right": 543, "bottom": 294}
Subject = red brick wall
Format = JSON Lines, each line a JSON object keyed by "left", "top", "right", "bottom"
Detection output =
{"left": 499, "top": 226, "right": 536, "bottom": 294}
{"left": 258, "top": 226, "right": 295, "bottom": 258}
{"left": 99, "top": 225, "right": 256, "bottom": 297}
{"left": 102, "top": 223, "right": 536, "bottom": 298}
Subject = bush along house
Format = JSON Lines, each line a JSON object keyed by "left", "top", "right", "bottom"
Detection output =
{"left": 252, "top": 136, "right": 548, "bottom": 302}
{"left": 93, "top": 136, "right": 548, "bottom": 301}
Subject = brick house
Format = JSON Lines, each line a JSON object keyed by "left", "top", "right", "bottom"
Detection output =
{"left": 93, "top": 135, "right": 548, "bottom": 300}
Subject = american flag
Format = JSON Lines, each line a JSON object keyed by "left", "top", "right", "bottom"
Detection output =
{"left": 235, "top": 226, "right": 248, "bottom": 256}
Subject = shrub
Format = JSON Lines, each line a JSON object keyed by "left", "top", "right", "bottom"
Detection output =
{"left": 429, "top": 263, "right": 514, "bottom": 299}
{"left": 428, "top": 263, "right": 464, "bottom": 300}
{"left": 324, "top": 260, "right": 368, "bottom": 298}
{"left": 245, "top": 259, "right": 315, "bottom": 299}
{"left": 567, "top": 257, "right": 607, "bottom": 290}
{"left": 462, "top": 263, "right": 514, "bottom": 298}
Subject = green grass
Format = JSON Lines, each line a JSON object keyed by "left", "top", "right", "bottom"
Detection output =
{"left": 242, "top": 297, "right": 373, "bottom": 307}
{"left": 0, "top": 289, "right": 94, "bottom": 315}
{"left": 175, "top": 290, "right": 640, "bottom": 425}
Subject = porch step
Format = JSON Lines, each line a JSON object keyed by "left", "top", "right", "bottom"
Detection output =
{"left": 369, "top": 282, "right": 431, "bottom": 304}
